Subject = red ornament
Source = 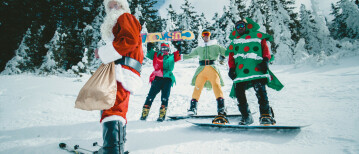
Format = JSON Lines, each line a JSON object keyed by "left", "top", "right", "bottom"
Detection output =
{"left": 238, "top": 64, "right": 244, "bottom": 69}
{"left": 245, "top": 35, "right": 251, "bottom": 39}
{"left": 247, "top": 24, "right": 253, "bottom": 29}
{"left": 232, "top": 31, "right": 236, "bottom": 36}
{"left": 255, "top": 67, "right": 260, "bottom": 72}
{"left": 244, "top": 46, "right": 250, "bottom": 52}
{"left": 236, "top": 35, "right": 241, "bottom": 39}
{"left": 257, "top": 33, "right": 262, "bottom": 38}
{"left": 229, "top": 45, "right": 233, "bottom": 50}
{"left": 270, "top": 75, "right": 273, "bottom": 81}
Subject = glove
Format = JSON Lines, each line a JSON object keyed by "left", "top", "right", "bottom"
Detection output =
{"left": 228, "top": 68, "right": 236, "bottom": 80}
{"left": 173, "top": 41, "right": 182, "bottom": 54}
{"left": 147, "top": 42, "right": 155, "bottom": 51}
{"left": 257, "top": 57, "right": 269, "bottom": 74}
{"left": 219, "top": 56, "right": 225, "bottom": 65}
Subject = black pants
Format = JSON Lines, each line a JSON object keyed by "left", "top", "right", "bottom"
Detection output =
{"left": 235, "top": 79, "right": 270, "bottom": 115}
{"left": 144, "top": 76, "right": 172, "bottom": 108}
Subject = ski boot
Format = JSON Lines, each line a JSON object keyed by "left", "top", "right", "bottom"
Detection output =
{"left": 259, "top": 107, "right": 276, "bottom": 126}
{"left": 140, "top": 105, "right": 150, "bottom": 120}
{"left": 187, "top": 99, "right": 198, "bottom": 115}
{"left": 101, "top": 120, "right": 126, "bottom": 154}
{"left": 238, "top": 104, "right": 254, "bottom": 125}
{"left": 212, "top": 97, "right": 229, "bottom": 125}
{"left": 157, "top": 105, "right": 167, "bottom": 122}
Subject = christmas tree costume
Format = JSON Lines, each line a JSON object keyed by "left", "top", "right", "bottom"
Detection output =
{"left": 226, "top": 18, "right": 284, "bottom": 125}
{"left": 140, "top": 43, "right": 181, "bottom": 122}
{"left": 183, "top": 29, "right": 227, "bottom": 124}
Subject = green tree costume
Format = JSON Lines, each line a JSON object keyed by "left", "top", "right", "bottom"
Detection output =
{"left": 226, "top": 18, "right": 284, "bottom": 98}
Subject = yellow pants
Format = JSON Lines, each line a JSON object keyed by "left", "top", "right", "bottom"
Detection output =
{"left": 192, "top": 66, "right": 223, "bottom": 100}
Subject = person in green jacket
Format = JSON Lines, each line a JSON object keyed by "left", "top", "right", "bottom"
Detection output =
{"left": 183, "top": 29, "right": 229, "bottom": 124}
{"left": 226, "top": 18, "right": 284, "bottom": 126}
{"left": 140, "top": 42, "right": 182, "bottom": 122}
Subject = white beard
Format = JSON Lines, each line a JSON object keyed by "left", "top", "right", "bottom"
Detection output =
{"left": 100, "top": 9, "right": 127, "bottom": 42}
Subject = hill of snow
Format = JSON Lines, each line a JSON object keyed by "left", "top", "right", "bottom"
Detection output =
{"left": 1, "top": 55, "right": 358, "bottom": 153}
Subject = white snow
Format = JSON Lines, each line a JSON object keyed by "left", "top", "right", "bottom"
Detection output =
{"left": 1, "top": 55, "right": 359, "bottom": 153}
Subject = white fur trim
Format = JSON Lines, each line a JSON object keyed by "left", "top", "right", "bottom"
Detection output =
{"left": 103, "top": 0, "right": 130, "bottom": 14}
{"left": 267, "top": 41, "right": 273, "bottom": 55}
{"left": 101, "top": 115, "right": 127, "bottom": 125}
{"left": 233, "top": 74, "right": 271, "bottom": 82}
{"left": 234, "top": 53, "right": 263, "bottom": 60}
{"left": 115, "top": 64, "right": 142, "bottom": 94}
{"left": 198, "top": 39, "right": 218, "bottom": 47}
{"left": 233, "top": 38, "right": 262, "bottom": 44}
{"left": 98, "top": 41, "right": 122, "bottom": 64}
{"left": 101, "top": 0, "right": 130, "bottom": 41}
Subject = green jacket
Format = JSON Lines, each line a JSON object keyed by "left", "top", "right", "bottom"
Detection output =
{"left": 183, "top": 40, "right": 226, "bottom": 89}
{"left": 146, "top": 49, "right": 181, "bottom": 85}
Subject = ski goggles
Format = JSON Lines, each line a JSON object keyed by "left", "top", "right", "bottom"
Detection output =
{"left": 202, "top": 31, "right": 211, "bottom": 37}
{"left": 235, "top": 23, "right": 246, "bottom": 30}
{"left": 160, "top": 46, "right": 170, "bottom": 53}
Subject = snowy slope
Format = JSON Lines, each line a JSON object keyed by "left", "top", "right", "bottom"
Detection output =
{"left": 1, "top": 56, "right": 359, "bottom": 153}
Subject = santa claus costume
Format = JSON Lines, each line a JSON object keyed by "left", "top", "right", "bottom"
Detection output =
{"left": 96, "top": 0, "right": 143, "bottom": 153}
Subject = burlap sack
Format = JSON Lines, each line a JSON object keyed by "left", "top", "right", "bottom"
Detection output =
{"left": 75, "top": 62, "right": 117, "bottom": 110}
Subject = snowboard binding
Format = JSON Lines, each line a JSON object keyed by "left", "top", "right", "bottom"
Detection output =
{"left": 212, "top": 115, "right": 229, "bottom": 125}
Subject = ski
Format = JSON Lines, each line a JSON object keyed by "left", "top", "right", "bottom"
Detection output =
{"left": 59, "top": 143, "right": 98, "bottom": 154}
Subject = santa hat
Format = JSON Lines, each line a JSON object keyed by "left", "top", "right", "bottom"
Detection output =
{"left": 103, "top": 0, "right": 131, "bottom": 14}
{"left": 161, "top": 43, "right": 170, "bottom": 48}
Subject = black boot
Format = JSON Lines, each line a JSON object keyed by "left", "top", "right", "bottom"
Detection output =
{"left": 216, "top": 97, "right": 226, "bottom": 115}
{"left": 157, "top": 105, "right": 167, "bottom": 122}
{"left": 238, "top": 104, "right": 253, "bottom": 125}
{"left": 212, "top": 97, "right": 229, "bottom": 124}
{"left": 187, "top": 99, "right": 198, "bottom": 115}
{"left": 259, "top": 107, "right": 276, "bottom": 126}
{"left": 101, "top": 120, "right": 126, "bottom": 154}
{"left": 253, "top": 81, "right": 276, "bottom": 125}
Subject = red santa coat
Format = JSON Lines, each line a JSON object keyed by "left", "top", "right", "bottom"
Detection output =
{"left": 98, "top": 13, "right": 143, "bottom": 123}
{"left": 98, "top": 13, "right": 143, "bottom": 93}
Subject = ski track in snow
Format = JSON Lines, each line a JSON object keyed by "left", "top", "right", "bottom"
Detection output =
{"left": 1, "top": 57, "right": 359, "bottom": 154}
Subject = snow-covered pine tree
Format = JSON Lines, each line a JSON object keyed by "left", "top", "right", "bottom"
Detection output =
{"left": 310, "top": 0, "right": 337, "bottom": 55}
{"left": 279, "top": 0, "right": 300, "bottom": 43}
{"left": 38, "top": 29, "right": 61, "bottom": 74}
{"left": 330, "top": 0, "right": 359, "bottom": 40}
{"left": 211, "top": 13, "right": 222, "bottom": 42}
{"left": 266, "top": 0, "right": 295, "bottom": 64}
{"left": 1, "top": 28, "right": 31, "bottom": 75}
{"left": 178, "top": 0, "right": 200, "bottom": 53}
{"left": 216, "top": 6, "right": 234, "bottom": 47}
{"left": 293, "top": 38, "right": 310, "bottom": 66}
{"left": 167, "top": 4, "right": 178, "bottom": 26}
{"left": 232, "top": 0, "right": 247, "bottom": 22}
{"left": 248, "top": 0, "right": 268, "bottom": 32}
{"left": 198, "top": 13, "right": 211, "bottom": 31}
{"left": 299, "top": 4, "right": 321, "bottom": 55}
{"left": 138, "top": 0, "right": 163, "bottom": 32}
{"left": 22, "top": 24, "right": 47, "bottom": 72}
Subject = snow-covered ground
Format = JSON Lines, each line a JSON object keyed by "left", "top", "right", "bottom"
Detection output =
{"left": 1, "top": 56, "right": 359, "bottom": 154}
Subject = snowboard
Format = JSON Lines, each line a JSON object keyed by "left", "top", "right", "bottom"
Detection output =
{"left": 188, "top": 121, "right": 309, "bottom": 130}
{"left": 168, "top": 113, "right": 244, "bottom": 120}
{"left": 141, "top": 30, "right": 195, "bottom": 43}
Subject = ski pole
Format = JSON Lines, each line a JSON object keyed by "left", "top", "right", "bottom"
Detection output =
{"left": 74, "top": 145, "right": 98, "bottom": 154}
